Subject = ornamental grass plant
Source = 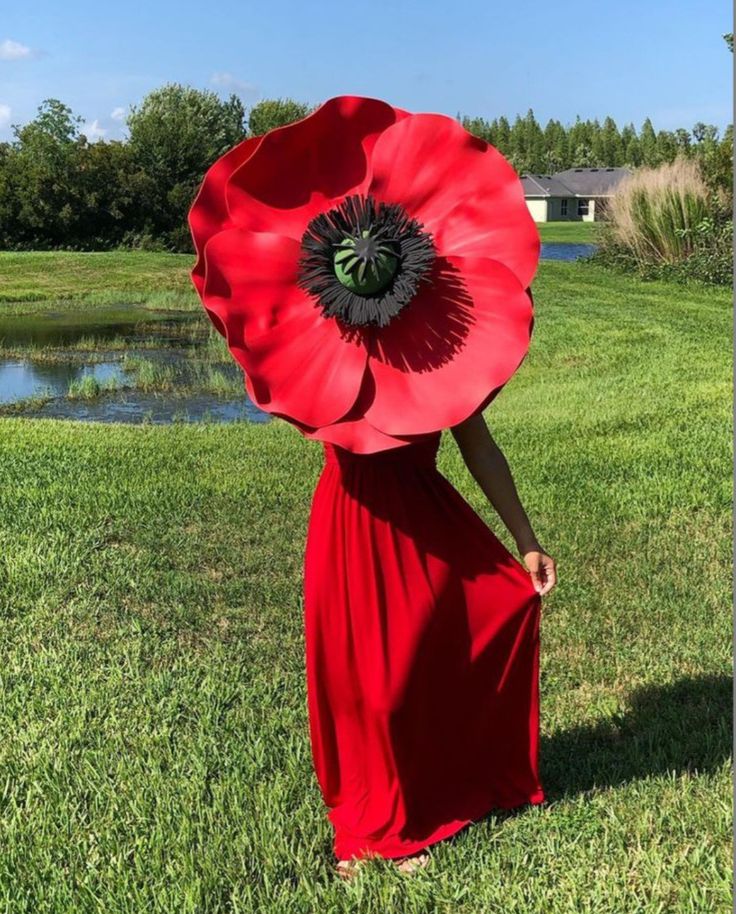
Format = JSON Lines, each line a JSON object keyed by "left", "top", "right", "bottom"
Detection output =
{"left": 591, "top": 156, "right": 733, "bottom": 285}
{"left": 611, "top": 157, "right": 709, "bottom": 258}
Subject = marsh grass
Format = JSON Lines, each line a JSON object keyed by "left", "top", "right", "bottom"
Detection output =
{"left": 125, "top": 358, "right": 177, "bottom": 392}
{"left": 0, "top": 342, "right": 114, "bottom": 363}
{"left": 67, "top": 374, "right": 122, "bottom": 400}
{"left": 194, "top": 366, "right": 243, "bottom": 397}
{"left": 189, "top": 325, "right": 233, "bottom": 365}
{"left": 0, "top": 335, "right": 182, "bottom": 361}
{"left": 0, "top": 390, "right": 55, "bottom": 413}
{"left": 118, "top": 356, "right": 243, "bottom": 397}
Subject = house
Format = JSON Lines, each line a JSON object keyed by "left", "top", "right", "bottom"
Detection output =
{"left": 521, "top": 167, "right": 631, "bottom": 222}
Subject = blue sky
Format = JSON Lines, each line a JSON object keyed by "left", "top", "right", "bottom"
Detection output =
{"left": 0, "top": 0, "right": 732, "bottom": 142}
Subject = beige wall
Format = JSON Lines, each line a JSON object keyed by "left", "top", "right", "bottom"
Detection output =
{"left": 526, "top": 197, "right": 598, "bottom": 222}
{"left": 525, "top": 198, "right": 548, "bottom": 222}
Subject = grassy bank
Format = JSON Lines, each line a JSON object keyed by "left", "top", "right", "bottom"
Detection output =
{"left": 0, "top": 259, "right": 731, "bottom": 912}
{"left": 0, "top": 229, "right": 599, "bottom": 312}
{"left": 0, "top": 251, "right": 197, "bottom": 311}
{"left": 536, "top": 221, "right": 600, "bottom": 243}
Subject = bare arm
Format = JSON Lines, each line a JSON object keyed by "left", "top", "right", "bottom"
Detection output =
{"left": 451, "top": 412, "right": 557, "bottom": 595}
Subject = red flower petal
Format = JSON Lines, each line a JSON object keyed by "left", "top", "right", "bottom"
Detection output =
{"left": 202, "top": 228, "right": 307, "bottom": 341}
{"left": 289, "top": 372, "right": 429, "bottom": 454}
{"left": 362, "top": 255, "right": 534, "bottom": 436}
{"left": 235, "top": 306, "right": 368, "bottom": 430}
{"left": 189, "top": 135, "right": 262, "bottom": 303}
{"left": 367, "top": 113, "right": 540, "bottom": 289}
{"left": 225, "top": 96, "right": 408, "bottom": 240}
{"left": 294, "top": 417, "right": 418, "bottom": 454}
{"left": 200, "top": 226, "right": 368, "bottom": 428}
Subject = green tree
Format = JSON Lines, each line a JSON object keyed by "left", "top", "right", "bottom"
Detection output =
{"left": 568, "top": 116, "right": 594, "bottom": 166}
{"left": 0, "top": 99, "right": 84, "bottom": 247}
{"left": 597, "top": 116, "right": 624, "bottom": 165}
{"left": 673, "top": 128, "right": 692, "bottom": 155}
{"left": 639, "top": 117, "right": 661, "bottom": 166}
{"left": 494, "top": 116, "right": 511, "bottom": 155}
{"left": 127, "top": 83, "right": 246, "bottom": 249}
{"left": 458, "top": 114, "right": 493, "bottom": 144}
{"left": 655, "top": 129, "right": 679, "bottom": 162}
{"left": 543, "top": 119, "right": 568, "bottom": 171}
{"left": 692, "top": 123, "right": 733, "bottom": 202}
{"left": 523, "top": 108, "right": 546, "bottom": 172}
{"left": 247, "top": 98, "right": 312, "bottom": 137}
{"left": 75, "top": 140, "right": 143, "bottom": 248}
{"left": 620, "top": 123, "right": 641, "bottom": 167}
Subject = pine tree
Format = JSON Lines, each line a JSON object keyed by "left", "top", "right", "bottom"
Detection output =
{"left": 639, "top": 117, "right": 660, "bottom": 166}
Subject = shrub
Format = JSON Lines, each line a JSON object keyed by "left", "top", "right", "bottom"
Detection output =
{"left": 604, "top": 157, "right": 710, "bottom": 263}
{"left": 591, "top": 157, "right": 733, "bottom": 285}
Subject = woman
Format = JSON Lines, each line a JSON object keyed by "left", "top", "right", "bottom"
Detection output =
{"left": 306, "top": 412, "right": 556, "bottom": 878}
{"left": 188, "top": 94, "right": 557, "bottom": 879}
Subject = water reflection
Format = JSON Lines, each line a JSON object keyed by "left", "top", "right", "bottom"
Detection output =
{"left": 540, "top": 242, "right": 598, "bottom": 261}
{"left": 0, "top": 359, "right": 125, "bottom": 403}
{"left": 0, "top": 306, "right": 199, "bottom": 346}
{"left": 0, "top": 305, "right": 267, "bottom": 425}
{"left": 22, "top": 391, "right": 268, "bottom": 425}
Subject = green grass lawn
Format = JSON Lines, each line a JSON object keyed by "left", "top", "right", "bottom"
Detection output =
{"left": 0, "top": 259, "right": 731, "bottom": 912}
{"left": 537, "top": 221, "right": 600, "bottom": 243}
{"left": 0, "top": 230, "right": 597, "bottom": 312}
{"left": 0, "top": 251, "right": 198, "bottom": 311}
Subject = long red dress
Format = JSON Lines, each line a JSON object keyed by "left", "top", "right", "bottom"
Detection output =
{"left": 303, "top": 430, "right": 545, "bottom": 861}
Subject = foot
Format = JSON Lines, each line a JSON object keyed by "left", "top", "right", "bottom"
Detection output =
{"left": 335, "top": 857, "right": 365, "bottom": 880}
{"left": 394, "top": 850, "right": 430, "bottom": 874}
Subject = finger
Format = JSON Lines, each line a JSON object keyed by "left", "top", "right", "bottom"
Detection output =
{"left": 528, "top": 568, "right": 544, "bottom": 594}
{"left": 540, "top": 561, "right": 556, "bottom": 594}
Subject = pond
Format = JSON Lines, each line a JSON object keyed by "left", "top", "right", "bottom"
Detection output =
{"left": 0, "top": 308, "right": 269, "bottom": 425}
{"left": 0, "top": 245, "right": 598, "bottom": 425}
{"left": 0, "top": 305, "right": 197, "bottom": 347}
{"left": 0, "top": 358, "right": 124, "bottom": 403}
{"left": 20, "top": 390, "right": 266, "bottom": 425}
{"left": 540, "top": 242, "right": 598, "bottom": 261}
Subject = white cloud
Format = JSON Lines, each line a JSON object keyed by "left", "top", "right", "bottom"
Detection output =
{"left": 82, "top": 119, "right": 107, "bottom": 142}
{"left": 0, "top": 39, "right": 37, "bottom": 60}
{"left": 110, "top": 106, "right": 126, "bottom": 121}
{"left": 210, "top": 72, "right": 259, "bottom": 99}
{"left": 0, "top": 104, "right": 10, "bottom": 129}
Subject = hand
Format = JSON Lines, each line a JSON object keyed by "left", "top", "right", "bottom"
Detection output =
{"left": 521, "top": 548, "right": 557, "bottom": 596}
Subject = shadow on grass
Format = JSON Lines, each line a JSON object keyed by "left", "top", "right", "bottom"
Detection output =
{"left": 438, "top": 674, "right": 731, "bottom": 854}
{"left": 541, "top": 673, "right": 732, "bottom": 801}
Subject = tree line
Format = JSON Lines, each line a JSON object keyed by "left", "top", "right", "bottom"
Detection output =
{"left": 0, "top": 84, "right": 731, "bottom": 253}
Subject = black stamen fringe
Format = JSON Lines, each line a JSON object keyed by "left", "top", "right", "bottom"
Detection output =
{"left": 297, "top": 194, "right": 436, "bottom": 328}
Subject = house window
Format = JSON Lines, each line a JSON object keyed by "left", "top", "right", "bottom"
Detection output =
{"left": 578, "top": 199, "right": 589, "bottom": 216}
{"left": 560, "top": 199, "right": 568, "bottom": 216}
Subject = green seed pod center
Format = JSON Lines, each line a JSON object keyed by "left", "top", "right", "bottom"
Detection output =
{"left": 333, "top": 229, "right": 399, "bottom": 295}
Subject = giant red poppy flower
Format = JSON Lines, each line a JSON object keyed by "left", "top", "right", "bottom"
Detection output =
{"left": 188, "top": 95, "right": 540, "bottom": 453}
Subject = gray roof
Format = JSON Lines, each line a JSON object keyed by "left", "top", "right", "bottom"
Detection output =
{"left": 521, "top": 167, "right": 631, "bottom": 198}
{"left": 520, "top": 174, "right": 578, "bottom": 197}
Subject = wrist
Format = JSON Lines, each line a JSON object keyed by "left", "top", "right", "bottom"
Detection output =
{"left": 515, "top": 531, "right": 542, "bottom": 555}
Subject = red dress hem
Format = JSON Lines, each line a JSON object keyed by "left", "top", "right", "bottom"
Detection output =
{"left": 332, "top": 788, "right": 546, "bottom": 861}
